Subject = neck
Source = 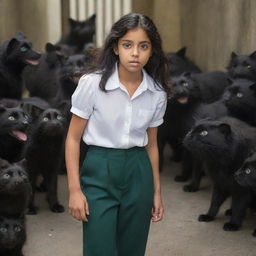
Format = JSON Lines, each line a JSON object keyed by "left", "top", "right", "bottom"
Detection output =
{"left": 117, "top": 63, "right": 143, "bottom": 86}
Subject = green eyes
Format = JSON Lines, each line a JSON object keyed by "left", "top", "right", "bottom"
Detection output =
{"left": 122, "top": 43, "right": 149, "bottom": 50}
{"left": 20, "top": 46, "right": 28, "bottom": 52}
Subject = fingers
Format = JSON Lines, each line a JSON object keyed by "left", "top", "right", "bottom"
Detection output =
{"left": 68, "top": 195, "right": 90, "bottom": 222}
{"left": 151, "top": 206, "right": 164, "bottom": 222}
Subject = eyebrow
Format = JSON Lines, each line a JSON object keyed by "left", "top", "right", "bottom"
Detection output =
{"left": 120, "top": 40, "right": 151, "bottom": 44}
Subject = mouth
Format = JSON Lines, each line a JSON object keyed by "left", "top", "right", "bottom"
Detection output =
{"left": 9, "top": 130, "right": 28, "bottom": 141}
{"left": 25, "top": 59, "right": 39, "bottom": 65}
{"left": 177, "top": 97, "right": 188, "bottom": 104}
{"left": 128, "top": 61, "right": 140, "bottom": 67}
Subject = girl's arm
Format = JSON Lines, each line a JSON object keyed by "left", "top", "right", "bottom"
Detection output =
{"left": 65, "top": 114, "right": 89, "bottom": 222}
{"left": 146, "top": 127, "right": 164, "bottom": 222}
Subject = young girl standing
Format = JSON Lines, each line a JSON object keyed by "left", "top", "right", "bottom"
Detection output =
{"left": 65, "top": 12, "right": 170, "bottom": 256}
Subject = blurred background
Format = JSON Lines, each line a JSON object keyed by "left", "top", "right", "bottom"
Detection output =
{"left": 1, "top": 0, "right": 256, "bottom": 72}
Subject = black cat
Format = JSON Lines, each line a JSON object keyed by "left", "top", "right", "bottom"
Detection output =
{"left": 24, "top": 108, "right": 67, "bottom": 214}
{"left": 23, "top": 42, "right": 67, "bottom": 102}
{"left": 0, "top": 216, "right": 26, "bottom": 256}
{"left": 0, "top": 105, "right": 29, "bottom": 162}
{"left": 0, "top": 160, "right": 31, "bottom": 218}
{"left": 166, "top": 47, "right": 201, "bottom": 77}
{"left": 56, "top": 14, "right": 96, "bottom": 55}
{"left": 227, "top": 51, "right": 256, "bottom": 80}
{"left": 224, "top": 78, "right": 256, "bottom": 126}
{"left": 0, "top": 36, "right": 41, "bottom": 99}
{"left": 183, "top": 117, "right": 256, "bottom": 231}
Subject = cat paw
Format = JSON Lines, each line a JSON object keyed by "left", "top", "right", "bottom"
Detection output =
{"left": 225, "top": 209, "right": 232, "bottom": 216}
{"left": 223, "top": 222, "right": 240, "bottom": 231}
{"left": 183, "top": 184, "right": 199, "bottom": 192}
{"left": 51, "top": 203, "right": 65, "bottom": 213}
{"left": 27, "top": 206, "right": 38, "bottom": 215}
{"left": 174, "top": 175, "right": 188, "bottom": 182}
{"left": 198, "top": 214, "right": 214, "bottom": 222}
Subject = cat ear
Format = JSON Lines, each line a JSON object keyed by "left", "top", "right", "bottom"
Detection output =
{"left": 231, "top": 51, "right": 237, "bottom": 59}
{"left": 45, "top": 42, "right": 60, "bottom": 53}
{"left": 68, "top": 18, "right": 77, "bottom": 28}
{"left": 176, "top": 47, "right": 186, "bottom": 58}
{"left": 218, "top": 123, "right": 231, "bottom": 136}
{"left": 6, "top": 38, "right": 19, "bottom": 56}
{"left": 249, "top": 51, "right": 256, "bottom": 59}
{"left": 15, "top": 158, "right": 27, "bottom": 170}
{"left": 0, "top": 158, "right": 10, "bottom": 169}
{"left": 227, "top": 77, "right": 234, "bottom": 85}
{"left": 0, "top": 104, "right": 6, "bottom": 113}
{"left": 249, "top": 82, "right": 256, "bottom": 92}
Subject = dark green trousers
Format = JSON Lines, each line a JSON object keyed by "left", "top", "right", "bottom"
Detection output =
{"left": 80, "top": 146, "right": 154, "bottom": 256}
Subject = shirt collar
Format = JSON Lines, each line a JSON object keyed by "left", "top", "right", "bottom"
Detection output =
{"left": 105, "top": 63, "right": 158, "bottom": 92}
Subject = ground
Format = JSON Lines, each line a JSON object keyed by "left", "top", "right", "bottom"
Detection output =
{"left": 24, "top": 147, "right": 256, "bottom": 255}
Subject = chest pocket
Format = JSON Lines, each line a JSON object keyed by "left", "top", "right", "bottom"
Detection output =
{"left": 136, "top": 109, "right": 154, "bottom": 130}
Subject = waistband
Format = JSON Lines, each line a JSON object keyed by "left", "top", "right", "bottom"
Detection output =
{"left": 88, "top": 145, "right": 146, "bottom": 155}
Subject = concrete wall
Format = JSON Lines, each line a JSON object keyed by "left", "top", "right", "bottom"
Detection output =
{"left": 0, "top": 0, "right": 61, "bottom": 52}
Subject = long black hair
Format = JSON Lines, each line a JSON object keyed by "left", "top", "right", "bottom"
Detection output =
{"left": 92, "top": 13, "right": 170, "bottom": 95}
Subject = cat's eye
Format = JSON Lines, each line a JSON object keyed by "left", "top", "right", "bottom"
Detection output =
{"left": 199, "top": 130, "right": 208, "bottom": 136}
{"left": 20, "top": 46, "right": 28, "bottom": 52}
{"left": 247, "top": 65, "right": 251, "bottom": 69}
{"left": 245, "top": 168, "right": 251, "bottom": 174}
{"left": 3, "top": 173, "right": 10, "bottom": 179}
{"left": 14, "top": 226, "right": 21, "bottom": 232}
{"left": 57, "top": 115, "right": 63, "bottom": 120}
{"left": 0, "top": 227, "right": 7, "bottom": 233}
{"left": 43, "top": 117, "right": 49, "bottom": 122}
{"left": 8, "top": 116, "right": 15, "bottom": 121}
{"left": 236, "top": 92, "right": 243, "bottom": 98}
{"left": 182, "top": 81, "right": 188, "bottom": 87}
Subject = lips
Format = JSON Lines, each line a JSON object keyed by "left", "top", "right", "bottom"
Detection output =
{"left": 129, "top": 61, "right": 140, "bottom": 66}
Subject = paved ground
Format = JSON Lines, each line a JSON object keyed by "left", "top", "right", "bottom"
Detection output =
{"left": 23, "top": 147, "right": 256, "bottom": 256}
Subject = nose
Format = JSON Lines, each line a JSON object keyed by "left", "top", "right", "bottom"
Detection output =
{"left": 131, "top": 46, "right": 139, "bottom": 57}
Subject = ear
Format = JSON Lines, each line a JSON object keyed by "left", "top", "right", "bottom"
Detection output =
{"left": 176, "top": 47, "right": 186, "bottom": 58}
{"left": 218, "top": 123, "right": 231, "bottom": 136}
{"left": 113, "top": 44, "right": 119, "bottom": 55}
{"left": 231, "top": 51, "right": 237, "bottom": 59}
{"left": 45, "top": 42, "right": 57, "bottom": 53}
{"left": 15, "top": 31, "right": 25, "bottom": 40}
{"left": 249, "top": 51, "right": 256, "bottom": 59}
{"left": 0, "top": 158, "right": 10, "bottom": 169}
{"left": 249, "top": 82, "right": 256, "bottom": 92}
{"left": 15, "top": 158, "right": 27, "bottom": 169}
{"left": 0, "top": 104, "right": 6, "bottom": 113}
{"left": 6, "top": 38, "right": 19, "bottom": 55}
{"left": 68, "top": 18, "right": 77, "bottom": 28}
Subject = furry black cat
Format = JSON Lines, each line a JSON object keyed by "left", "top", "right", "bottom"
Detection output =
{"left": 0, "top": 105, "right": 29, "bottom": 162}
{"left": 24, "top": 108, "right": 67, "bottom": 214}
{"left": 0, "top": 36, "right": 41, "bottom": 99}
{"left": 224, "top": 78, "right": 256, "bottom": 126}
{"left": 56, "top": 14, "right": 96, "bottom": 55}
{"left": 183, "top": 117, "right": 256, "bottom": 231}
{"left": 166, "top": 47, "right": 201, "bottom": 77}
{"left": 0, "top": 160, "right": 31, "bottom": 218}
{"left": 227, "top": 51, "right": 256, "bottom": 80}
{"left": 0, "top": 216, "right": 26, "bottom": 256}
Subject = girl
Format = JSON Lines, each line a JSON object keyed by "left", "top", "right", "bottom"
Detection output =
{"left": 65, "top": 12, "right": 170, "bottom": 256}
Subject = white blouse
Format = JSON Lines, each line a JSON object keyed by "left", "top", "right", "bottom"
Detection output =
{"left": 71, "top": 64, "right": 167, "bottom": 149}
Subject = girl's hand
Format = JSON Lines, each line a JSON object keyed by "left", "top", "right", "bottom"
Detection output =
{"left": 151, "top": 193, "right": 164, "bottom": 222}
{"left": 68, "top": 189, "right": 89, "bottom": 222}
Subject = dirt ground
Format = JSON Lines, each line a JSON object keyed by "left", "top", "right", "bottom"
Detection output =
{"left": 23, "top": 147, "right": 256, "bottom": 256}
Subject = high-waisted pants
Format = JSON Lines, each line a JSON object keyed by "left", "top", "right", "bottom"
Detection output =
{"left": 80, "top": 145, "right": 154, "bottom": 256}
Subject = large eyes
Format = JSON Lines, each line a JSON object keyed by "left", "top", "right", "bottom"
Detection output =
{"left": 43, "top": 117, "right": 49, "bottom": 122}
{"left": 140, "top": 44, "right": 150, "bottom": 50}
{"left": 236, "top": 92, "right": 243, "bottom": 98}
{"left": 245, "top": 168, "right": 251, "bottom": 174}
{"left": 8, "top": 116, "right": 15, "bottom": 121}
{"left": 199, "top": 130, "right": 208, "bottom": 137}
{"left": 122, "top": 43, "right": 131, "bottom": 49}
{"left": 182, "top": 81, "right": 189, "bottom": 87}
{"left": 0, "top": 227, "right": 7, "bottom": 233}
{"left": 20, "top": 46, "right": 28, "bottom": 52}
{"left": 57, "top": 115, "right": 63, "bottom": 120}
{"left": 3, "top": 173, "right": 10, "bottom": 179}
{"left": 14, "top": 226, "right": 21, "bottom": 232}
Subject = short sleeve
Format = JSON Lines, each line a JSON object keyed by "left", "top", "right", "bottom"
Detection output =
{"left": 149, "top": 93, "right": 167, "bottom": 127}
{"left": 70, "top": 74, "right": 97, "bottom": 119}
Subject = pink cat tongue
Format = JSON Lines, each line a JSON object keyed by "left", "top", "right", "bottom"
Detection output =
{"left": 26, "top": 59, "right": 39, "bottom": 65}
{"left": 11, "top": 130, "right": 27, "bottom": 141}
{"left": 178, "top": 97, "right": 188, "bottom": 104}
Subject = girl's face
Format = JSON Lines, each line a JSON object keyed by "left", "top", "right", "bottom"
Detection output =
{"left": 114, "top": 27, "right": 152, "bottom": 74}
